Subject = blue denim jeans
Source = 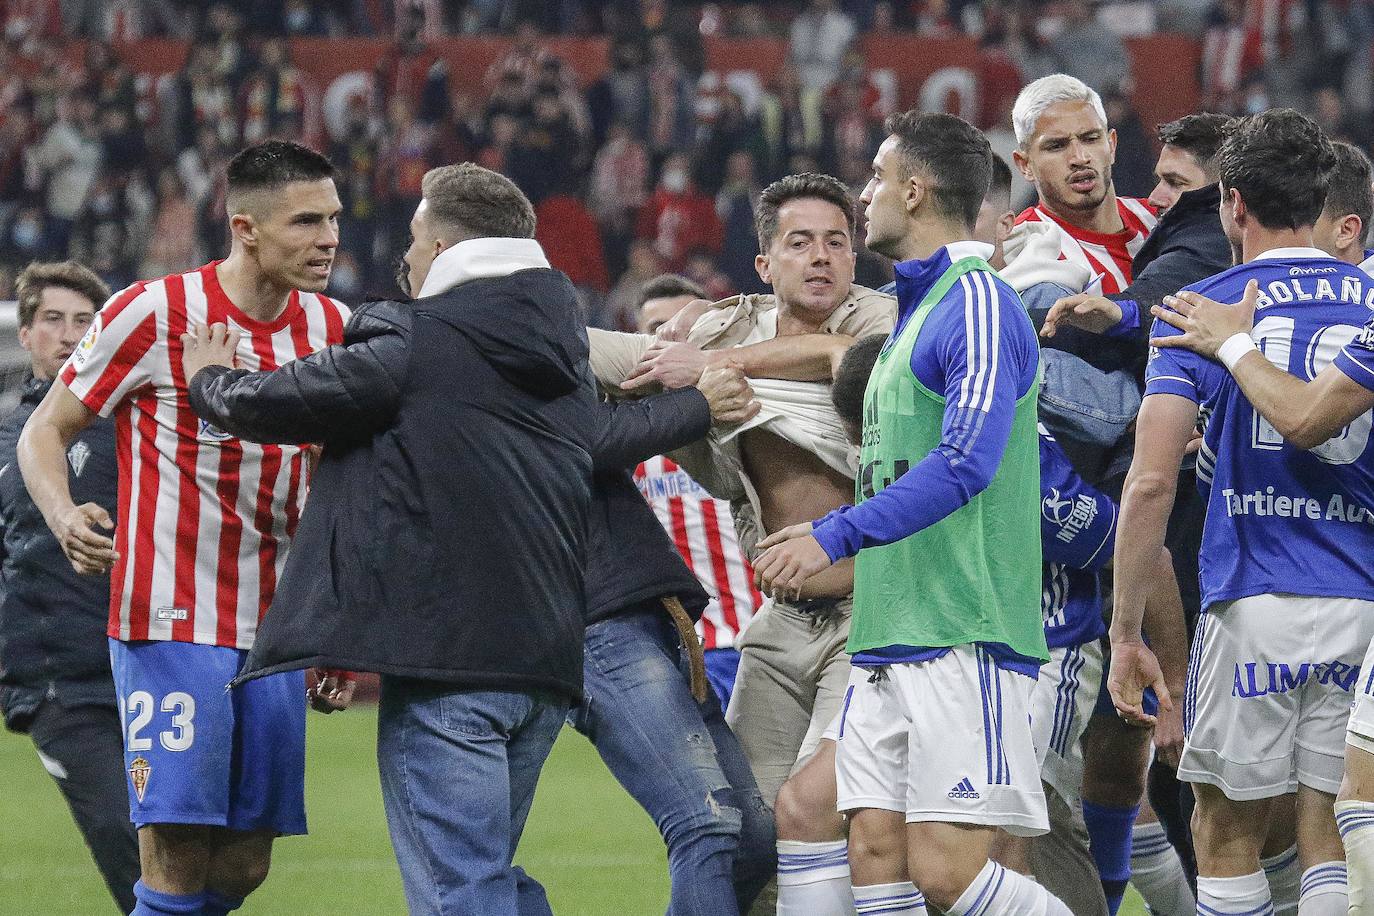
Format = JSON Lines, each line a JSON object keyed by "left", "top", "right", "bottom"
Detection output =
{"left": 376, "top": 677, "right": 569, "bottom": 916}
{"left": 569, "top": 609, "right": 776, "bottom": 916}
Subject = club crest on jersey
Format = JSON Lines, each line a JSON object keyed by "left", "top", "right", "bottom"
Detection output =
{"left": 128, "top": 756, "right": 150, "bottom": 802}
{"left": 66, "top": 440, "right": 91, "bottom": 477}
{"left": 198, "top": 418, "right": 234, "bottom": 442}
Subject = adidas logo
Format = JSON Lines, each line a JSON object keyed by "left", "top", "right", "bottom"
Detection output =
{"left": 947, "top": 778, "right": 980, "bottom": 799}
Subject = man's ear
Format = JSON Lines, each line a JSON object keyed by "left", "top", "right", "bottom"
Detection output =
{"left": 1339, "top": 214, "right": 1365, "bottom": 252}
{"left": 229, "top": 212, "right": 256, "bottom": 249}
{"left": 1012, "top": 148, "right": 1034, "bottom": 183}
{"left": 904, "top": 172, "right": 926, "bottom": 216}
{"left": 996, "top": 210, "right": 1016, "bottom": 245}
{"left": 17, "top": 324, "right": 31, "bottom": 353}
{"left": 1107, "top": 127, "right": 1118, "bottom": 164}
{"left": 755, "top": 252, "right": 771, "bottom": 285}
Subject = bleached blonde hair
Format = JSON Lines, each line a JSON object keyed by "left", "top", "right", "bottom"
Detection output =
{"left": 1012, "top": 74, "right": 1108, "bottom": 147}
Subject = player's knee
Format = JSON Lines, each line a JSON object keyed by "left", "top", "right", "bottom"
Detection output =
{"left": 774, "top": 775, "right": 826, "bottom": 840}
{"left": 907, "top": 857, "right": 976, "bottom": 911}
{"left": 209, "top": 843, "right": 273, "bottom": 898}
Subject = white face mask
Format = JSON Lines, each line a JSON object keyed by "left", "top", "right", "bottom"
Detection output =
{"left": 662, "top": 168, "right": 688, "bottom": 194}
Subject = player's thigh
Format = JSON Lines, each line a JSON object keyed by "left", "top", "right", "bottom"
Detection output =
{"left": 110, "top": 639, "right": 239, "bottom": 829}
{"left": 835, "top": 665, "right": 908, "bottom": 818}
{"left": 1178, "top": 599, "right": 1308, "bottom": 801}
{"left": 1295, "top": 595, "right": 1374, "bottom": 797}
{"left": 901, "top": 647, "right": 1049, "bottom": 839}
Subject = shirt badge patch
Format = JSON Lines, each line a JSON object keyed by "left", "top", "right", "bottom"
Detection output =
{"left": 128, "top": 756, "right": 150, "bottom": 802}
{"left": 67, "top": 440, "right": 91, "bottom": 477}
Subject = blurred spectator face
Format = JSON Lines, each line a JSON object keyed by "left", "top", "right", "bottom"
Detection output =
{"left": 532, "top": 93, "right": 564, "bottom": 125}
{"left": 756, "top": 196, "right": 856, "bottom": 316}
{"left": 1147, "top": 144, "right": 1210, "bottom": 212}
{"left": 660, "top": 155, "right": 692, "bottom": 194}
{"left": 20, "top": 286, "right": 96, "bottom": 381}
{"left": 261, "top": 38, "right": 288, "bottom": 69}
{"left": 638, "top": 292, "right": 695, "bottom": 333}
{"left": 490, "top": 114, "right": 519, "bottom": 147}
{"left": 235, "top": 179, "right": 342, "bottom": 293}
{"left": 628, "top": 240, "right": 662, "bottom": 274}
{"left": 1012, "top": 100, "right": 1116, "bottom": 220}
{"left": 725, "top": 151, "right": 755, "bottom": 186}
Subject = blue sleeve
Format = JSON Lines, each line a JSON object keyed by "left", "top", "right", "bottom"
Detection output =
{"left": 1335, "top": 316, "right": 1374, "bottom": 393}
{"left": 813, "top": 273, "right": 1038, "bottom": 560}
{"left": 1144, "top": 313, "right": 1204, "bottom": 402}
{"left": 1104, "top": 299, "right": 1140, "bottom": 339}
{"left": 1038, "top": 430, "right": 1117, "bottom": 570}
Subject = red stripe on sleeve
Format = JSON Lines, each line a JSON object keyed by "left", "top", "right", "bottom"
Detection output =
{"left": 77, "top": 312, "right": 159, "bottom": 415}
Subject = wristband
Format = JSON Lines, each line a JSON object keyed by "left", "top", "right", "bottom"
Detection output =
{"left": 1217, "top": 333, "right": 1258, "bottom": 371}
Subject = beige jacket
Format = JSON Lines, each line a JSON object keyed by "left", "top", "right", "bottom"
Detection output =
{"left": 587, "top": 284, "right": 896, "bottom": 553}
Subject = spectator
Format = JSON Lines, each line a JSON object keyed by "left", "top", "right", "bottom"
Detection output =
{"left": 507, "top": 90, "right": 579, "bottom": 205}
{"left": 694, "top": 89, "right": 763, "bottom": 195}
{"left": 1049, "top": 0, "right": 1130, "bottom": 95}
{"left": 607, "top": 239, "right": 666, "bottom": 330}
{"left": 586, "top": 38, "right": 652, "bottom": 146}
{"left": 26, "top": 92, "right": 102, "bottom": 258}
{"left": 635, "top": 152, "right": 723, "bottom": 271}
{"left": 141, "top": 168, "right": 200, "bottom": 278}
{"left": 588, "top": 121, "right": 650, "bottom": 277}
{"left": 238, "top": 37, "right": 311, "bottom": 145}
{"left": 682, "top": 249, "right": 733, "bottom": 301}
{"left": 757, "top": 65, "right": 822, "bottom": 181}
{"left": 789, "top": 0, "right": 858, "bottom": 93}
{"left": 1199, "top": 0, "right": 1261, "bottom": 113}
{"left": 377, "top": 93, "right": 435, "bottom": 246}
{"left": 645, "top": 32, "right": 695, "bottom": 158}
{"left": 715, "top": 150, "right": 764, "bottom": 293}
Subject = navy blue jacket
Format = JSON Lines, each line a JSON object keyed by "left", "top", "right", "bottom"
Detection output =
{"left": 0, "top": 376, "right": 119, "bottom": 730}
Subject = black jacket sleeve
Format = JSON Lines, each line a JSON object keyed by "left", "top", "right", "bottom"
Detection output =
{"left": 1110, "top": 232, "right": 1233, "bottom": 350}
{"left": 188, "top": 302, "right": 410, "bottom": 445}
{"left": 588, "top": 386, "right": 711, "bottom": 472}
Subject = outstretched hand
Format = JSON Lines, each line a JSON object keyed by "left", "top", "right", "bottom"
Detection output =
{"left": 1041, "top": 293, "right": 1123, "bottom": 338}
{"left": 753, "top": 522, "right": 832, "bottom": 600}
{"left": 1152, "top": 280, "right": 1260, "bottom": 360}
{"left": 1107, "top": 639, "right": 1173, "bottom": 728}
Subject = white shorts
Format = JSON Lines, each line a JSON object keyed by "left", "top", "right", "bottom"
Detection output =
{"left": 1029, "top": 640, "right": 1103, "bottom": 804}
{"left": 1346, "top": 635, "right": 1374, "bottom": 755}
{"left": 834, "top": 645, "right": 1049, "bottom": 836}
{"left": 1179, "top": 593, "right": 1374, "bottom": 800}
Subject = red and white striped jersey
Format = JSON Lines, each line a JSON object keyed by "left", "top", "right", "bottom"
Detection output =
{"left": 59, "top": 262, "right": 350, "bottom": 650}
{"left": 634, "top": 456, "right": 761, "bottom": 650}
{"left": 1015, "top": 198, "right": 1158, "bottom": 294}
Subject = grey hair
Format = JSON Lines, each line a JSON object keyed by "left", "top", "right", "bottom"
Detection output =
{"left": 1011, "top": 74, "right": 1108, "bottom": 146}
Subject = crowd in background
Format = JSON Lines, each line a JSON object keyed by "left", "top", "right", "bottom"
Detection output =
{"left": 1, "top": 0, "right": 1372, "bottom": 327}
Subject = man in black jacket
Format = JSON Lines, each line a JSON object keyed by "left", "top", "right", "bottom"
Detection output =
{"left": 181, "top": 163, "right": 771, "bottom": 915}
{"left": 0, "top": 261, "right": 139, "bottom": 913}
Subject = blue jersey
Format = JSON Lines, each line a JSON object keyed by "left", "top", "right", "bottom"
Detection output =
{"left": 1039, "top": 427, "right": 1115, "bottom": 650}
{"left": 1146, "top": 248, "right": 1374, "bottom": 609}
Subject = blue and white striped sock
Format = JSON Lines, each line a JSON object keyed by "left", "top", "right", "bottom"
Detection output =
{"left": 1338, "top": 800, "right": 1374, "bottom": 915}
{"left": 945, "top": 859, "right": 1072, "bottom": 915}
{"left": 777, "top": 840, "right": 856, "bottom": 916}
{"left": 1196, "top": 870, "right": 1274, "bottom": 915}
{"left": 1260, "top": 844, "right": 1299, "bottom": 915}
{"left": 1298, "top": 861, "right": 1347, "bottom": 915}
{"left": 1129, "top": 821, "right": 1195, "bottom": 915}
{"left": 852, "top": 880, "right": 926, "bottom": 915}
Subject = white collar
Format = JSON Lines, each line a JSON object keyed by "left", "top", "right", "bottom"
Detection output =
{"left": 418, "top": 237, "right": 551, "bottom": 298}
{"left": 945, "top": 240, "right": 995, "bottom": 262}
{"left": 1252, "top": 246, "right": 1331, "bottom": 262}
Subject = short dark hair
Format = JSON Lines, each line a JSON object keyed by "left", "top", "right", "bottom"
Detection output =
{"left": 1322, "top": 141, "right": 1374, "bottom": 238}
{"left": 16, "top": 260, "right": 110, "bottom": 327}
{"left": 1216, "top": 109, "right": 1337, "bottom": 231}
{"left": 637, "top": 274, "right": 706, "bottom": 310}
{"left": 421, "top": 162, "right": 537, "bottom": 240}
{"left": 832, "top": 334, "right": 888, "bottom": 440}
{"left": 755, "top": 172, "right": 856, "bottom": 251}
{"left": 883, "top": 110, "right": 992, "bottom": 229}
{"left": 1157, "top": 113, "right": 1235, "bottom": 173}
{"left": 987, "top": 154, "right": 1013, "bottom": 208}
{"left": 226, "top": 140, "right": 335, "bottom": 210}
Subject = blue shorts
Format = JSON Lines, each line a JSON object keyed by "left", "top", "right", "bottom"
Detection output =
{"left": 704, "top": 648, "right": 741, "bottom": 712}
{"left": 1093, "top": 645, "right": 1160, "bottom": 719}
{"left": 110, "top": 639, "right": 307, "bottom": 834}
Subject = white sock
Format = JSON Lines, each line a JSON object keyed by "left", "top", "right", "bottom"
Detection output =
{"left": 1129, "top": 821, "right": 1196, "bottom": 915}
{"left": 945, "top": 859, "right": 1072, "bottom": 916}
{"left": 1339, "top": 800, "right": 1374, "bottom": 915}
{"left": 778, "top": 840, "right": 856, "bottom": 916}
{"left": 1261, "top": 844, "right": 1300, "bottom": 915}
{"left": 1196, "top": 870, "right": 1274, "bottom": 915}
{"left": 1298, "top": 861, "right": 1347, "bottom": 915}
{"left": 852, "top": 881, "right": 925, "bottom": 914}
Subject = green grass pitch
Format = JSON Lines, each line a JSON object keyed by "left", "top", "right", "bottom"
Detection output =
{"left": 0, "top": 706, "right": 1148, "bottom": 913}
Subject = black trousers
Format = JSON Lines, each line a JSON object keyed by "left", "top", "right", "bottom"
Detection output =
{"left": 28, "top": 700, "right": 140, "bottom": 914}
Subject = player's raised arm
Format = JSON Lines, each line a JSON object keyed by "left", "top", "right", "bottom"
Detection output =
{"left": 17, "top": 381, "right": 113, "bottom": 575}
